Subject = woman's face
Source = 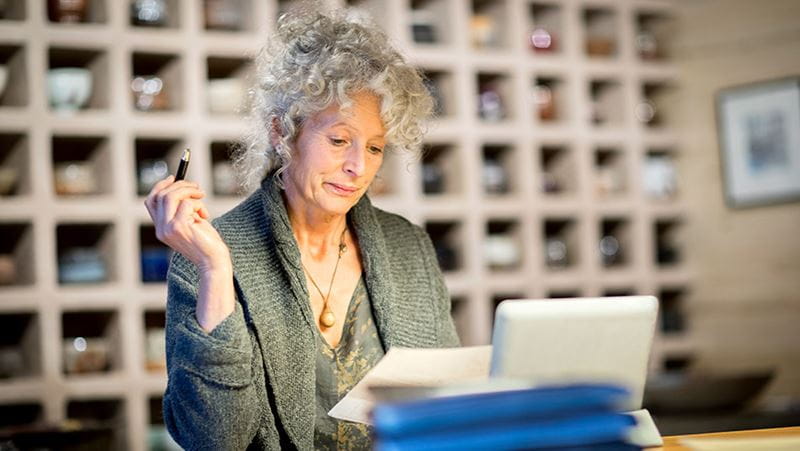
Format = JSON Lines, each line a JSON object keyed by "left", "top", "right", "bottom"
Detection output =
{"left": 284, "top": 91, "right": 386, "bottom": 218}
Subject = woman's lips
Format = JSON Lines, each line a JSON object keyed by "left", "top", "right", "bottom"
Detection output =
{"left": 325, "top": 182, "right": 359, "bottom": 196}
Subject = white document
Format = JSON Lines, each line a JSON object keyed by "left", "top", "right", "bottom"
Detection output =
{"left": 328, "top": 345, "right": 493, "bottom": 424}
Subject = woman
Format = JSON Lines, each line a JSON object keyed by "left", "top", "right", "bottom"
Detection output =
{"left": 144, "top": 8, "right": 460, "bottom": 451}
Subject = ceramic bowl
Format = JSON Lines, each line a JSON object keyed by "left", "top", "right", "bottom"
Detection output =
{"left": 0, "top": 166, "right": 19, "bottom": 195}
{"left": 47, "top": 67, "right": 93, "bottom": 113}
{"left": 207, "top": 77, "right": 244, "bottom": 114}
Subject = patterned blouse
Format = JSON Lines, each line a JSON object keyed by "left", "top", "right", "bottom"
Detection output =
{"left": 314, "top": 276, "right": 385, "bottom": 450}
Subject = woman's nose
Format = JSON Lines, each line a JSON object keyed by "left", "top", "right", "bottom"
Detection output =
{"left": 342, "top": 145, "right": 366, "bottom": 177}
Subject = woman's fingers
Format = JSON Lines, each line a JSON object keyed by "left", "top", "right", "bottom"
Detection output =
{"left": 156, "top": 185, "right": 205, "bottom": 225}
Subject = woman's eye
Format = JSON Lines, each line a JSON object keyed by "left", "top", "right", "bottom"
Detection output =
{"left": 369, "top": 146, "right": 384, "bottom": 154}
{"left": 330, "top": 137, "right": 348, "bottom": 146}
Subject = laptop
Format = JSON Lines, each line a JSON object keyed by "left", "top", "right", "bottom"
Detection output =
{"left": 489, "top": 296, "right": 662, "bottom": 446}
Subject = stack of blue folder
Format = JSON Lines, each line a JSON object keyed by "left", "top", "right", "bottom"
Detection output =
{"left": 372, "top": 383, "right": 640, "bottom": 450}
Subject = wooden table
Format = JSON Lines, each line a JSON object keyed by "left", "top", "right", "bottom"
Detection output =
{"left": 653, "top": 426, "right": 800, "bottom": 450}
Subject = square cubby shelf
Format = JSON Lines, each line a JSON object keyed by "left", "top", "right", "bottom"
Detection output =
{"left": 589, "top": 78, "right": 624, "bottom": 126}
{"left": 135, "top": 137, "right": 186, "bottom": 196}
{"left": 203, "top": 0, "right": 254, "bottom": 32}
{"left": 654, "top": 218, "right": 683, "bottom": 267}
{"left": 482, "top": 144, "right": 517, "bottom": 196}
{"left": 0, "top": 402, "right": 43, "bottom": 433}
{"left": 0, "top": 132, "right": 30, "bottom": 197}
{"left": 130, "top": 0, "right": 180, "bottom": 28}
{"left": 206, "top": 56, "right": 252, "bottom": 116}
{"left": 47, "top": 0, "right": 107, "bottom": 24}
{"left": 144, "top": 309, "right": 166, "bottom": 373}
{"left": 484, "top": 219, "right": 523, "bottom": 272}
{"left": 51, "top": 135, "right": 112, "bottom": 197}
{"left": 0, "top": 0, "right": 26, "bottom": 21}
{"left": 599, "top": 217, "right": 632, "bottom": 269}
{"left": 210, "top": 140, "right": 239, "bottom": 197}
{"left": 62, "top": 310, "right": 120, "bottom": 375}
{"left": 470, "top": 0, "right": 510, "bottom": 51}
{"left": 533, "top": 74, "right": 568, "bottom": 124}
{"left": 368, "top": 147, "right": 401, "bottom": 198}
{"left": 420, "top": 143, "right": 461, "bottom": 197}
{"left": 450, "top": 296, "right": 469, "bottom": 345}
{"left": 540, "top": 144, "right": 577, "bottom": 196}
{"left": 546, "top": 289, "right": 582, "bottom": 299}
{"left": 543, "top": 218, "right": 579, "bottom": 271}
{"left": 48, "top": 47, "right": 109, "bottom": 114}
{"left": 643, "top": 149, "right": 678, "bottom": 201}
{"left": 583, "top": 6, "right": 618, "bottom": 58}
{"left": 131, "top": 52, "right": 183, "bottom": 112}
{"left": 638, "top": 80, "right": 677, "bottom": 128}
{"left": 56, "top": 223, "right": 115, "bottom": 285}
{"left": 422, "top": 69, "right": 455, "bottom": 119}
{"left": 409, "top": 0, "right": 453, "bottom": 46}
{"left": 140, "top": 225, "right": 171, "bottom": 284}
{"left": 0, "top": 312, "right": 40, "bottom": 380}
{"left": 0, "top": 45, "right": 28, "bottom": 108}
{"left": 0, "top": 222, "right": 35, "bottom": 286}
{"left": 594, "top": 147, "right": 628, "bottom": 199}
{"left": 527, "top": 2, "right": 563, "bottom": 54}
{"left": 66, "top": 398, "right": 126, "bottom": 449}
{"left": 424, "top": 220, "right": 464, "bottom": 273}
{"left": 659, "top": 286, "right": 688, "bottom": 335}
{"left": 477, "top": 72, "right": 512, "bottom": 122}
{"left": 635, "top": 10, "right": 672, "bottom": 62}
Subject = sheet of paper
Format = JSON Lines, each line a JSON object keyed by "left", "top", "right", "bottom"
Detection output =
{"left": 328, "top": 345, "right": 492, "bottom": 424}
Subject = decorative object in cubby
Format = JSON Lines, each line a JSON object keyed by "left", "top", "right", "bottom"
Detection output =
{"left": 636, "top": 10, "right": 671, "bottom": 61}
{"left": 0, "top": 133, "right": 28, "bottom": 196}
{"left": 589, "top": 79, "right": 624, "bottom": 126}
{"left": 594, "top": 147, "right": 627, "bottom": 198}
{"left": 482, "top": 144, "right": 513, "bottom": 195}
{"left": 484, "top": 220, "right": 521, "bottom": 271}
{"left": 528, "top": 3, "right": 561, "bottom": 53}
{"left": 543, "top": 218, "right": 578, "bottom": 270}
{"left": 599, "top": 217, "right": 631, "bottom": 268}
{"left": 643, "top": 150, "right": 678, "bottom": 200}
{"left": 56, "top": 223, "right": 114, "bottom": 284}
{"left": 210, "top": 141, "right": 239, "bottom": 196}
{"left": 409, "top": 0, "right": 451, "bottom": 45}
{"left": 61, "top": 310, "right": 119, "bottom": 375}
{"left": 583, "top": 7, "right": 617, "bottom": 57}
{"left": 48, "top": 47, "right": 108, "bottom": 113}
{"left": 0, "top": 222, "right": 34, "bottom": 285}
{"left": 421, "top": 143, "right": 461, "bottom": 196}
{"left": 204, "top": 0, "right": 248, "bottom": 31}
{"left": 131, "top": 52, "right": 182, "bottom": 112}
{"left": 0, "top": 45, "right": 27, "bottom": 107}
{"left": 144, "top": 310, "right": 166, "bottom": 371}
{"left": 470, "top": 0, "right": 507, "bottom": 50}
{"left": 206, "top": 56, "right": 252, "bottom": 115}
{"left": 425, "top": 220, "right": 462, "bottom": 273}
{"left": 131, "top": 0, "right": 173, "bottom": 27}
{"left": 140, "top": 225, "right": 171, "bottom": 283}
{"left": 540, "top": 144, "right": 576, "bottom": 195}
{"left": 51, "top": 136, "right": 110, "bottom": 196}
{"left": 477, "top": 73, "right": 509, "bottom": 122}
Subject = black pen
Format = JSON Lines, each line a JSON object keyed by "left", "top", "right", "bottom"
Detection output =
{"left": 175, "top": 148, "right": 191, "bottom": 181}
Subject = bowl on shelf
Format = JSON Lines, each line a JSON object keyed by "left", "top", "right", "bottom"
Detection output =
{"left": 58, "top": 247, "right": 106, "bottom": 284}
{"left": 207, "top": 77, "right": 245, "bottom": 114}
{"left": 47, "top": 67, "right": 93, "bottom": 113}
{"left": 644, "top": 370, "right": 775, "bottom": 414}
{"left": 63, "top": 336, "right": 110, "bottom": 374}
{"left": 54, "top": 161, "right": 97, "bottom": 195}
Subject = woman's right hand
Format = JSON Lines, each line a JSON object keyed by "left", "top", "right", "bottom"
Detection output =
{"left": 144, "top": 175, "right": 231, "bottom": 273}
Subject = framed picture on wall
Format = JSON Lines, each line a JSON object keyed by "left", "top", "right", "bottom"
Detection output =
{"left": 716, "top": 76, "right": 800, "bottom": 208}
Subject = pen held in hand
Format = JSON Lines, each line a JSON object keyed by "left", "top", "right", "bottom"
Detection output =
{"left": 175, "top": 148, "right": 191, "bottom": 181}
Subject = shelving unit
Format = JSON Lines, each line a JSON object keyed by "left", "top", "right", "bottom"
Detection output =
{"left": 0, "top": 0, "right": 688, "bottom": 449}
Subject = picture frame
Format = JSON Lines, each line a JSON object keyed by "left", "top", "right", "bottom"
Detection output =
{"left": 715, "top": 76, "right": 800, "bottom": 208}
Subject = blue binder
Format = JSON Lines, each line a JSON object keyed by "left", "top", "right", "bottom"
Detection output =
{"left": 374, "top": 412, "right": 638, "bottom": 451}
{"left": 373, "top": 384, "right": 631, "bottom": 438}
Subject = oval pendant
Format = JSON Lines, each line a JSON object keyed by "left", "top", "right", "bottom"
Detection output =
{"left": 320, "top": 309, "right": 336, "bottom": 328}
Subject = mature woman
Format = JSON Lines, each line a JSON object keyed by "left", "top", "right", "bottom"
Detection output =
{"left": 144, "top": 8, "right": 459, "bottom": 451}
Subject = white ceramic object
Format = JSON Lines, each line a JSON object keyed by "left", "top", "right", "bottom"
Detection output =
{"left": 484, "top": 235, "right": 521, "bottom": 269}
{"left": 207, "top": 77, "right": 244, "bottom": 114}
{"left": 0, "top": 65, "right": 8, "bottom": 100}
{"left": 47, "top": 67, "right": 92, "bottom": 113}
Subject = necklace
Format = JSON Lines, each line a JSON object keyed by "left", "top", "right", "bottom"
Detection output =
{"left": 301, "top": 226, "right": 348, "bottom": 328}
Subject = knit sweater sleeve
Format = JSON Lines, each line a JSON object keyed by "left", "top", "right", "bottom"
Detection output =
{"left": 162, "top": 253, "right": 260, "bottom": 450}
{"left": 413, "top": 225, "right": 461, "bottom": 348}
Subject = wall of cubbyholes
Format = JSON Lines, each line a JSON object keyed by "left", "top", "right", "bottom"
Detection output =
{"left": 0, "top": 0, "right": 687, "bottom": 449}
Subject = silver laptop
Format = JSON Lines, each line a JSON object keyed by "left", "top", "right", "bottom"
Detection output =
{"left": 489, "top": 296, "right": 663, "bottom": 446}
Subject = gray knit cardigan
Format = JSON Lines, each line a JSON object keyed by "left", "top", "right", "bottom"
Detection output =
{"left": 162, "top": 175, "right": 460, "bottom": 450}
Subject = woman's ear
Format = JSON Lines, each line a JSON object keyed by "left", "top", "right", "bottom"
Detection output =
{"left": 269, "top": 116, "right": 283, "bottom": 149}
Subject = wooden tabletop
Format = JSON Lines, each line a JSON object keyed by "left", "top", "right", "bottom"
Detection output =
{"left": 652, "top": 426, "right": 800, "bottom": 450}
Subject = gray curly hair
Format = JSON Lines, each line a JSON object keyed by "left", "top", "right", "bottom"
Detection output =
{"left": 234, "top": 6, "right": 434, "bottom": 192}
